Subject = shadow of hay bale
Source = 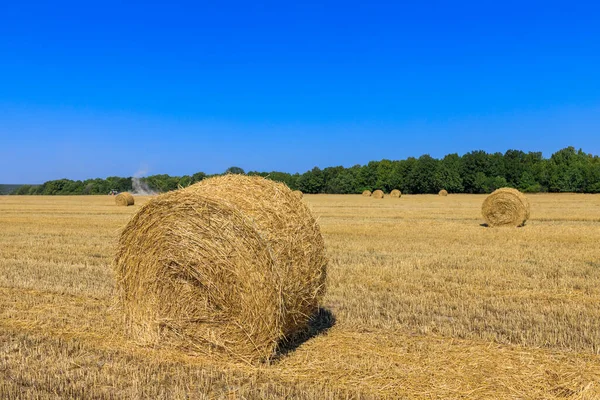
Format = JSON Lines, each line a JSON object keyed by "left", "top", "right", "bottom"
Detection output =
{"left": 275, "top": 308, "right": 336, "bottom": 359}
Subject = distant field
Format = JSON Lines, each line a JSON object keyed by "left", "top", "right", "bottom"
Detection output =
{"left": 1, "top": 193, "right": 600, "bottom": 398}
{"left": 0, "top": 184, "right": 24, "bottom": 195}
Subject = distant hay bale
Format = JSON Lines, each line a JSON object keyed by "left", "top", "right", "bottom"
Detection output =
{"left": 115, "top": 192, "right": 134, "bottom": 206}
{"left": 482, "top": 188, "right": 530, "bottom": 227}
{"left": 439, "top": 189, "right": 448, "bottom": 196}
{"left": 114, "top": 175, "right": 327, "bottom": 362}
{"left": 390, "top": 189, "right": 401, "bottom": 198}
{"left": 372, "top": 190, "right": 384, "bottom": 199}
{"left": 292, "top": 190, "right": 303, "bottom": 199}
{"left": 362, "top": 190, "right": 372, "bottom": 197}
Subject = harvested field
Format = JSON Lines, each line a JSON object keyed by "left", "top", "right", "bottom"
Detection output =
{"left": 1, "top": 193, "right": 600, "bottom": 398}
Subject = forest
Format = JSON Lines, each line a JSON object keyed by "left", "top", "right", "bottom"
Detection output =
{"left": 10, "top": 147, "right": 600, "bottom": 195}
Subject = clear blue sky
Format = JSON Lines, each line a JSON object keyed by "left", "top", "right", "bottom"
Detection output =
{"left": 1, "top": 1, "right": 599, "bottom": 183}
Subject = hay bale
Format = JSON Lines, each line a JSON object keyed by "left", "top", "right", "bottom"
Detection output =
{"left": 188, "top": 176, "right": 326, "bottom": 337}
{"left": 390, "top": 189, "right": 401, "bottom": 198}
{"left": 481, "top": 187, "right": 530, "bottom": 227}
{"left": 439, "top": 189, "right": 448, "bottom": 196}
{"left": 292, "top": 190, "right": 303, "bottom": 199}
{"left": 115, "top": 192, "right": 134, "bottom": 206}
{"left": 372, "top": 190, "right": 384, "bottom": 199}
{"left": 362, "top": 190, "right": 372, "bottom": 197}
{"left": 114, "top": 175, "right": 327, "bottom": 362}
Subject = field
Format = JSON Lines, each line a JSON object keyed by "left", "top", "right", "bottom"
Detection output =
{"left": 1, "top": 193, "right": 600, "bottom": 399}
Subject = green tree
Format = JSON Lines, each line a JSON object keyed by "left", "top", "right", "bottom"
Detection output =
{"left": 225, "top": 166, "right": 245, "bottom": 175}
{"left": 327, "top": 168, "right": 358, "bottom": 194}
{"left": 375, "top": 159, "right": 396, "bottom": 192}
{"left": 461, "top": 151, "right": 491, "bottom": 193}
{"left": 407, "top": 155, "right": 440, "bottom": 193}
{"left": 438, "top": 154, "right": 463, "bottom": 192}
{"left": 13, "top": 185, "right": 33, "bottom": 195}
{"left": 191, "top": 172, "right": 207, "bottom": 183}
{"left": 296, "top": 167, "right": 325, "bottom": 194}
{"left": 356, "top": 162, "right": 378, "bottom": 191}
{"left": 503, "top": 149, "right": 526, "bottom": 187}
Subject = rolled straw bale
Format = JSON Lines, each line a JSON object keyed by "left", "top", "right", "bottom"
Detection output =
{"left": 481, "top": 187, "right": 530, "bottom": 227}
{"left": 188, "top": 175, "right": 326, "bottom": 337}
{"left": 292, "top": 190, "right": 303, "bottom": 199}
{"left": 362, "top": 190, "right": 372, "bottom": 197}
{"left": 390, "top": 189, "right": 401, "bottom": 198}
{"left": 115, "top": 192, "right": 134, "bottom": 206}
{"left": 439, "top": 189, "right": 448, "bottom": 196}
{"left": 372, "top": 190, "right": 384, "bottom": 199}
{"left": 114, "top": 175, "right": 327, "bottom": 362}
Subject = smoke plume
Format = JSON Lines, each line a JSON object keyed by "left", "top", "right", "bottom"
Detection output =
{"left": 131, "top": 168, "right": 158, "bottom": 196}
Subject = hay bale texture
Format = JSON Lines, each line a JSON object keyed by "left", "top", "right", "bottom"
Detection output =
{"left": 372, "top": 190, "right": 385, "bottom": 199}
{"left": 292, "top": 190, "right": 303, "bottom": 199}
{"left": 115, "top": 192, "right": 134, "bottom": 206}
{"left": 390, "top": 189, "right": 401, "bottom": 198}
{"left": 362, "top": 190, "right": 372, "bottom": 197}
{"left": 439, "top": 189, "right": 448, "bottom": 196}
{"left": 114, "top": 175, "right": 327, "bottom": 362}
{"left": 482, "top": 188, "right": 530, "bottom": 227}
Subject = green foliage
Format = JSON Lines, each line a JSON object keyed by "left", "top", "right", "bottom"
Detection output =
{"left": 11, "top": 185, "right": 35, "bottom": 195}
{"left": 296, "top": 167, "right": 325, "bottom": 194}
{"left": 225, "top": 166, "right": 245, "bottom": 175}
{"left": 191, "top": 172, "right": 207, "bottom": 184}
{"left": 11, "top": 147, "right": 600, "bottom": 196}
{"left": 408, "top": 155, "right": 441, "bottom": 194}
{"left": 0, "top": 184, "right": 30, "bottom": 195}
{"left": 438, "top": 154, "right": 464, "bottom": 193}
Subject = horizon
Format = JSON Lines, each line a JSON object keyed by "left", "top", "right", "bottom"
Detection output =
{"left": 0, "top": 144, "right": 596, "bottom": 185}
{"left": 1, "top": 144, "right": 596, "bottom": 186}
{"left": 1, "top": 1, "right": 599, "bottom": 183}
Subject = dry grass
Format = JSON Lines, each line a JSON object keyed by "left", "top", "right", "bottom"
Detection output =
{"left": 1, "top": 193, "right": 600, "bottom": 398}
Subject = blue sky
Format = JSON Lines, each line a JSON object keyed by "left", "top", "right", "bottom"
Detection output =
{"left": 1, "top": 1, "right": 599, "bottom": 183}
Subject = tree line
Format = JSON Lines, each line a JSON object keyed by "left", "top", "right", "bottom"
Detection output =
{"left": 11, "top": 147, "right": 600, "bottom": 195}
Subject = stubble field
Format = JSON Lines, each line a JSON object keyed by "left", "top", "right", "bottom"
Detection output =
{"left": 1, "top": 193, "right": 599, "bottom": 399}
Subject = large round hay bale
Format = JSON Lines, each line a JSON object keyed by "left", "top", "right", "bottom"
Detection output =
{"left": 292, "top": 190, "right": 303, "bottom": 199}
{"left": 188, "top": 176, "right": 326, "bottom": 336}
{"left": 482, "top": 188, "right": 530, "bottom": 227}
{"left": 114, "top": 175, "right": 327, "bottom": 362}
{"left": 372, "top": 190, "right": 384, "bottom": 199}
{"left": 439, "top": 189, "right": 448, "bottom": 196}
{"left": 115, "top": 192, "right": 134, "bottom": 206}
{"left": 362, "top": 190, "right": 372, "bottom": 197}
{"left": 390, "top": 189, "right": 401, "bottom": 198}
